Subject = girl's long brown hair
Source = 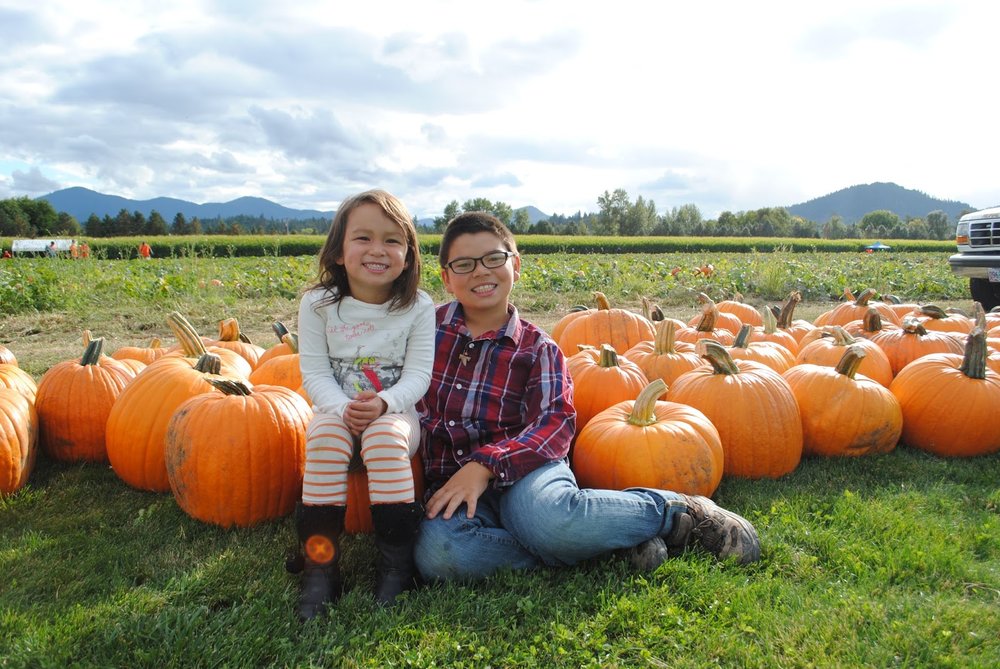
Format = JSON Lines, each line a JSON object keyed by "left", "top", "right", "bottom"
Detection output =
{"left": 310, "top": 189, "right": 421, "bottom": 311}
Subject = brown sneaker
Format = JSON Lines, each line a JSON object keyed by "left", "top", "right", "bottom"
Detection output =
{"left": 664, "top": 495, "right": 761, "bottom": 565}
{"left": 628, "top": 536, "right": 671, "bottom": 571}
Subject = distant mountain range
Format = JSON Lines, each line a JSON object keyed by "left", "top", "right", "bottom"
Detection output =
{"left": 36, "top": 182, "right": 979, "bottom": 228}
{"left": 784, "top": 182, "right": 975, "bottom": 224}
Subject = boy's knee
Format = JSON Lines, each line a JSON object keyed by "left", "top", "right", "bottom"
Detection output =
{"left": 414, "top": 518, "right": 459, "bottom": 582}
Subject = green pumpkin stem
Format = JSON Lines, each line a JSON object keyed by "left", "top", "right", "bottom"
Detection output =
{"left": 853, "top": 288, "right": 877, "bottom": 306}
{"left": 80, "top": 337, "right": 105, "bottom": 365}
{"left": 627, "top": 379, "right": 668, "bottom": 427}
{"left": 272, "top": 321, "right": 290, "bottom": 342}
{"left": 653, "top": 320, "right": 680, "bottom": 355}
{"left": 698, "top": 340, "right": 741, "bottom": 375}
{"left": 834, "top": 344, "right": 867, "bottom": 379}
{"left": 732, "top": 324, "right": 752, "bottom": 348}
{"left": 598, "top": 344, "right": 620, "bottom": 368}
{"left": 281, "top": 333, "right": 299, "bottom": 354}
{"left": 168, "top": 312, "right": 208, "bottom": 357}
{"left": 959, "top": 328, "right": 989, "bottom": 380}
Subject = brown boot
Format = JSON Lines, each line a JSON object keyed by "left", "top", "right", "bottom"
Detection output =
{"left": 664, "top": 495, "right": 761, "bottom": 564}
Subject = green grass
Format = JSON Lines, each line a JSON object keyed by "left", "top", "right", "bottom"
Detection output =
{"left": 3, "top": 450, "right": 998, "bottom": 668}
{"left": 1, "top": 250, "right": 995, "bottom": 667}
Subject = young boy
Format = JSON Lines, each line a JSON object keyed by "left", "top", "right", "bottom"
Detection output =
{"left": 414, "top": 212, "right": 761, "bottom": 582}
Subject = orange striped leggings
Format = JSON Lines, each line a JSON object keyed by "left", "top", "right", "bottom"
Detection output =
{"left": 301, "top": 410, "right": 419, "bottom": 506}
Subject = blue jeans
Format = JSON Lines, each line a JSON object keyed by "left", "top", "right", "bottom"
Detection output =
{"left": 414, "top": 460, "right": 688, "bottom": 581}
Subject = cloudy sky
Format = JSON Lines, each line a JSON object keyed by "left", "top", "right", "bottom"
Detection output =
{"left": 1, "top": 0, "right": 997, "bottom": 219}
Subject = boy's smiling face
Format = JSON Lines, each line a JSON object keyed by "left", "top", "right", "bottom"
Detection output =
{"left": 441, "top": 231, "right": 520, "bottom": 326}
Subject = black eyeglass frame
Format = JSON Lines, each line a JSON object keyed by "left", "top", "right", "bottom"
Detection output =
{"left": 443, "top": 250, "right": 517, "bottom": 274}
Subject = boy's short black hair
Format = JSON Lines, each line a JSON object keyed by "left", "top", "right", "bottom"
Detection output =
{"left": 438, "top": 211, "right": 518, "bottom": 267}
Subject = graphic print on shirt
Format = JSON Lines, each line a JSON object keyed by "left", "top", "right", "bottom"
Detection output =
{"left": 327, "top": 326, "right": 409, "bottom": 398}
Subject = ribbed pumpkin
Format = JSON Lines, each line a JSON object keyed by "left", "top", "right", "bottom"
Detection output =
{"left": 112, "top": 337, "right": 169, "bottom": 365}
{"left": 794, "top": 326, "right": 893, "bottom": 387}
{"left": 675, "top": 298, "right": 736, "bottom": 346}
{"left": 625, "top": 320, "right": 705, "bottom": 386}
{"left": 869, "top": 317, "right": 964, "bottom": 376}
{"left": 35, "top": 337, "right": 135, "bottom": 463}
{"left": 344, "top": 456, "right": 426, "bottom": 534}
{"left": 249, "top": 332, "right": 301, "bottom": 390}
{"left": 666, "top": 340, "right": 802, "bottom": 479}
{"left": 728, "top": 324, "right": 796, "bottom": 374}
{"left": 717, "top": 293, "right": 763, "bottom": 327}
{"left": 165, "top": 378, "right": 310, "bottom": 527}
{"left": 556, "top": 295, "right": 654, "bottom": 356}
{"left": 0, "top": 364, "right": 37, "bottom": 403}
{"left": 747, "top": 306, "right": 799, "bottom": 355}
{"left": 256, "top": 322, "right": 298, "bottom": 368}
{"left": 163, "top": 320, "right": 253, "bottom": 379}
{"left": 814, "top": 288, "right": 902, "bottom": 328}
{"left": 0, "top": 345, "right": 17, "bottom": 367}
{"left": 572, "top": 379, "right": 723, "bottom": 496}
{"left": 566, "top": 344, "right": 648, "bottom": 431}
{"left": 842, "top": 306, "right": 900, "bottom": 340}
{"left": 214, "top": 317, "right": 265, "bottom": 370}
{"left": 106, "top": 312, "right": 248, "bottom": 492}
{"left": 686, "top": 293, "right": 742, "bottom": 335}
{"left": 783, "top": 345, "right": 902, "bottom": 457}
{"left": 890, "top": 328, "right": 1000, "bottom": 457}
{"left": 0, "top": 388, "right": 37, "bottom": 497}
{"left": 913, "top": 304, "right": 973, "bottom": 335}
{"left": 550, "top": 297, "right": 599, "bottom": 344}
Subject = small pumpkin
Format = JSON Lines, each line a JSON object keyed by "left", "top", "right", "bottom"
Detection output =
{"left": 112, "top": 337, "right": 169, "bottom": 365}
{"left": 625, "top": 320, "right": 704, "bottom": 386}
{"left": 783, "top": 345, "right": 902, "bottom": 457}
{"left": 256, "top": 322, "right": 299, "bottom": 367}
{"left": 566, "top": 344, "right": 648, "bottom": 431}
{"left": 344, "top": 456, "right": 426, "bottom": 534}
{"left": 0, "top": 388, "right": 38, "bottom": 497}
{"left": 572, "top": 379, "right": 724, "bottom": 497}
{"left": 35, "top": 337, "right": 134, "bottom": 462}
{"left": 165, "top": 378, "right": 311, "bottom": 527}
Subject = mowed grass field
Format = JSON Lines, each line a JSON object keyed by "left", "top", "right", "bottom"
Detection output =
{"left": 2, "top": 250, "right": 998, "bottom": 668}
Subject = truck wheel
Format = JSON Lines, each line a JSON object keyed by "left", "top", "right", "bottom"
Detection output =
{"left": 969, "top": 278, "right": 1000, "bottom": 312}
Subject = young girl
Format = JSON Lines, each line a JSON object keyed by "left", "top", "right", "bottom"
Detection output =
{"left": 296, "top": 189, "right": 435, "bottom": 620}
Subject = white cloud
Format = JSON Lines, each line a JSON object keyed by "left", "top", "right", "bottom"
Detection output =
{"left": 2, "top": 0, "right": 999, "bottom": 219}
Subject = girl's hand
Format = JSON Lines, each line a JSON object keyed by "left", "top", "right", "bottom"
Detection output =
{"left": 343, "top": 390, "right": 387, "bottom": 435}
{"left": 425, "top": 462, "right": 492, "bottom": 520}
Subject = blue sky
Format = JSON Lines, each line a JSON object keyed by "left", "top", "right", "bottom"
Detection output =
{"left": 1, "top": 0, "right": 996, "bottom": 219}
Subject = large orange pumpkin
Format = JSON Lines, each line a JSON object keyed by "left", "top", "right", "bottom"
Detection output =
{"left": 869, "top": 317, "right": 964, "bottom": 376}
{"left": 794, "top": 326, "right": 893, "bottom": 387}
{"left": 783, "top": 345, "right": 902, "bottom": 457}
{"left": 716, "top": 293, "right": 763, "bottom": 327}
{"left": 165, "top": 378, "right": 310, "bottom": 527}
{"left": 0, "top": 388, "right": 37, "bottom": 497}
{"left": 814, "top": 288, "right": 901, "bottom": 328}
{"left": 106, "top": 312, "right": 248, "bottom": 492}
{"left": 728, "top": 324, "right": 796, "bottom": 374}
{"left": 35, "top": 337, "right": 135, "bottom": 463}
{"left": 666, "top": 340, "right": 802, "bottom": 479}
{"left": 913, "top": 304, "right": 973, "bottom": 335}
{"left": 556, "top": 295, "right": 654, "bottom": 356}
{"left": 889, "top": 328, "right": 1000, "bottom": 457}
{"left": 572, "top": 379, "right": 723, "bottom": 497}
{"left": 566, "top": 344, "right": 648, "bottom": 431}
{"left": 747, "top": 306, "right": 799, "bottom": 355}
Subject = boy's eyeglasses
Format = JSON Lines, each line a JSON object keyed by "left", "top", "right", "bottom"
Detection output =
{"left": 444, "top": 251, "right": 516, "bottom": 274}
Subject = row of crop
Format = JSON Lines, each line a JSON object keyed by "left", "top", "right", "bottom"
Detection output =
{"left": 1, "top": 234, "right": 955, "bottom": 259}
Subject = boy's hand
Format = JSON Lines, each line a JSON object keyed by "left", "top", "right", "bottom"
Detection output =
{"left": 343, "top": 390, "right": 387, "bottom": 436}
{"left": 425, "top": 462, "right": 492, "bottom": 520}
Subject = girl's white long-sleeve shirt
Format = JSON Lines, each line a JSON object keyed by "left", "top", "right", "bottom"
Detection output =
{"left": 298, "top": 288, "right": 436, "bottom": 417}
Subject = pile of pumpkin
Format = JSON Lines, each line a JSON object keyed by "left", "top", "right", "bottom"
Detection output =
{"left": 559, "top": 290, "right": 1000, "bottom": 499}
{"left": 0, "top": 313, "right": 409, "bottom": 533}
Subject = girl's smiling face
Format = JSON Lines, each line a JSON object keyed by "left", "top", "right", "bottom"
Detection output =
{"left": 337, "top": 202, "right": 409, "bottom": 304}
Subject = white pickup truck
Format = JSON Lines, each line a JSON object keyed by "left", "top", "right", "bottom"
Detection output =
{"left": 948, "top": 206, "right": 1000, "bottom": 311}
{"left": 10, "top": 238, "right": 75, "bottom": 256}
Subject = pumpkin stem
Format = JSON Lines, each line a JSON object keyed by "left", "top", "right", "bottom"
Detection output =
{"left": 694, "top": 298, "right": 720, "bottom": 333}
{"left": 918, "top": 304, "right": 948, "bottom": 320}
{"left": 82, "top": 329, "right": 92, "bottom": 346}
{"left": 626, "top": 379, "right": 668, "bottom": 427}
{"left": 272, "top": 321, "right": 290, "bottom": 342}
{"left": 884, "top": 294, "right": 902, "bottom": 305}
{"left": 149, "top": 337, "right": 162, "bottom": 349}
{"left": 959, "top": 327, "right": 989, "bottom": 380}
{"left": 281, "top": 332, "right": 299, "bottom": 354}
{"left": 732, "top": 324, "right": 752, "bottom": 348}
{"left": 593, "top": 292, "right": 611, "bottom": 311}
{"left": 193, "top": 353, "right": 223, "bottom": 375}
{"left": 776, "top": 291, "right": 801, "bottom": 329}
{"left": 653, "top": 320, "right": 680, "bottom": 355}
{"left": 862, "top": 306, "right": 884, "bottom": 334}
{"left": 698, "top": 340, "right": 741, "bottom": 375}
{"left": 761, "top": 307, "right": 778, "bottom": 335}
{"left": 207, "top": 377, "right": 254, "bottom": 396}
{"left": 80, "top": 337, "right": 105, "bottom": 366}
{"left": 168, "top": 312, "right": 209, "bottom": 357}
{"left": 822, "top": 325, "right": 856, "bottom": 346}
{"left": 973, "top": 302, "right": 987, "bottom": 329}
{"left": 598, "top": 344, "right": 621, "bottom": 368}
{"left": 853, "top": 288, "right": 877, "bottom": 307}
{"left": 834, "top": 344, "right": 867, "bottom": 379}
{"left": 901, "top": 316, "right": 929, "bottom": 336}
{"left": 218, "top": 317, "right": 244, "bottom": 343}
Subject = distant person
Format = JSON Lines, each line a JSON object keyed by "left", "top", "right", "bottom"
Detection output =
{"left": 1, "top": 249, "right": 11, "bottom": 259}
{"left": 45, "top": 242, "right": 57, "bottom": 258}
{"left": 80, "top": 241, "right": 91, "bottom": 259}
{"left": 138, "top": 241, "right": 152, "bottom": 259}
{"left": 70, "top": 240, "right": 79, "bottom": 259}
